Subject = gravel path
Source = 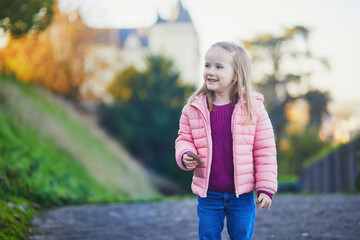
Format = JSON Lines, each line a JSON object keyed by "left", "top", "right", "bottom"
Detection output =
{"left": 29, "top": 194, "right": 360, "bottom": 240}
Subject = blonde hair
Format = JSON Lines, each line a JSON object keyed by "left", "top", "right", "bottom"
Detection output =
{"left": 188, "top": 41, "right": 254, "bottom": 124}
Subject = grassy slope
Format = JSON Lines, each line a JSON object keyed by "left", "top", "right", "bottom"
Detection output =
{"left": 0, "top": 75, "right": 158, "bottom": 199}
{"left": 0, "top": 110, "right": 119, "bottom": 239}
{"left": 0, "top": 75, "right": 160, "bottom": 239}
{"left": 0, "top": 111, "right": 121, "bottom": 205}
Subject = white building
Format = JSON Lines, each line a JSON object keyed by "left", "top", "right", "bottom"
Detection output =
{"left": 148, "top": 2, "right": 199, "bottom": 85}
{"left": 81, "top": 1, "right": 199, "bottom": 101}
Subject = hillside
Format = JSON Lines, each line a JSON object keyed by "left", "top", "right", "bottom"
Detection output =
{"left": 0, "top": 75, "right": 159, "bottom": 199}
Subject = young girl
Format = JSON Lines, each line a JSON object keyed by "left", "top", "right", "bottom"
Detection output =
{"left": 175, "top": 41, "right": 277, "bottom": 240}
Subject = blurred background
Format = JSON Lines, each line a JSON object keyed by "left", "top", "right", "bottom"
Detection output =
{"left": 0, "top": 0, "right": 359, "bottom": 238}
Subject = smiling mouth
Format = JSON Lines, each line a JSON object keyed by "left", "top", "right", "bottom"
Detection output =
{"left": 208, "top": 78, "right": 218, "bottom": 82}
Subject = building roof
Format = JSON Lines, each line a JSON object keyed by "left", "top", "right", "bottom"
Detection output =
{"left": 118, "top": 1, "right": 193, "bottom": 48}
{"left": 117, "top": 29, "right": 148, "bottom": 48}
{"left": 174, "top": 1, "right": 192, "bottom": 23}
{"left": 156, "top": 13, "right": 166, "bottom": 24}
{"left": 156, "top": 1, "right": 192, "bottom": 24}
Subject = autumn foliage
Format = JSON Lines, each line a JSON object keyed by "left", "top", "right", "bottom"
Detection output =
{"left": 0, "top": 6, "right": 95, "bottom": 95}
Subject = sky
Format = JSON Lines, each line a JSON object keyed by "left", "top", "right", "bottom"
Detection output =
{"left": 59, "top": 0, "right": 360, "bottom": 104}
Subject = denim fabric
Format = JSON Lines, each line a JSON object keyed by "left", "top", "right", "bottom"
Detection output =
{"left": 197, "top": 190, "right": 255, "bottom": 240}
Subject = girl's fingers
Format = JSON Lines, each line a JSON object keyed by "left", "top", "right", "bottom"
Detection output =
{"left": 262, "top": 199, "right": 271, "bottom": 210}
{"left": 183, "top": 155, "right": 194, "bottom": 161}
{"left": 264, "top": 199, "right": 270, "bottom": 209}
{"left": 183, "top": 158, "right": 198, "bottom": 169}
{"left": 188, "top": 164, "right": 197, "bottom": 169}
{"left": 184, "top": 155, "right": 197, "bottom": 163}
{"left": 257, "top": 195, "right": 272, "bottom": 210}
{"left": 184, "top": 159, "right": 197, "bottom": 165}
{"left": 259, "top": 200, "right": 266, "bottom": 210}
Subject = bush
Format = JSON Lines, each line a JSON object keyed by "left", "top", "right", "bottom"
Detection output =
{"left": 99, "top": 55, "right": 195, "bottom": 192}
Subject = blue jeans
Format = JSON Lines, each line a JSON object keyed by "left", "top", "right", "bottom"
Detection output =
{"left": 197, "top": 190, "right": 255, "bottom": 240}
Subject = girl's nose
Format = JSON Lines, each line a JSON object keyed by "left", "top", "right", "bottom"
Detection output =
{"left": 207, "top": 70, "right": 214, "bottom": 76}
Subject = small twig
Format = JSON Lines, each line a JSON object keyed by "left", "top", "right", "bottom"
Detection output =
{"left": 187, "top": 152, "right": 204, "bottom": 165}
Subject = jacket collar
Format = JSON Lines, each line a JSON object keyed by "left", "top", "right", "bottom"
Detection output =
{"left": 191, "top": 94, "right": 207, "bottom": 109}
{"left": 191, "top": 91, "right": 264, "bottom": 106}
{"left": 190, "top": 91, "right": 264, "bottom": 118}
{"left": 190, "top": 94, "right": 210, "bottom": 122}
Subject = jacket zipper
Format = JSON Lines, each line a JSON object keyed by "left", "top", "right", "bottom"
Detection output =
{"left": 205, "top": 124, "right": 212, "bottom": 198}
{"left": 232, "top": 103, "right": 240, "bottom": 198}
{"left": 202, "top": 110, "right": 212, "bottom": 198}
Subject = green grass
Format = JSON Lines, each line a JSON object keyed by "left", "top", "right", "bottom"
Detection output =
{"left": 0, "top": 198, "right": 36, "bottom": 240}
{"left": 0, "top": 74, "right": 160, "bottom": 239}
{"left": 0, "top": 110, "right": 125, "bottom": 239}
{"left": 0, "top": 111, "right": 123, "bottom": 206}
{"left": 278, "top": 174, "right": 299, "bottom": 184}
{"left": 0, "top": 74, "right": 158, "bottom": 199}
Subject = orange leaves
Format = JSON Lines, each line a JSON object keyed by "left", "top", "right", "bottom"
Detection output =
{"left": 0, "top": 6, "right": 93, "bottom": 95}
{"left": 1, "top": 33, "right": 70, "bottom": 93}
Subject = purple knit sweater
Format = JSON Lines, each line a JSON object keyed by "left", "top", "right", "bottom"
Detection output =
{"left": 208, "top": 103, "right": 236, "bottom": 192}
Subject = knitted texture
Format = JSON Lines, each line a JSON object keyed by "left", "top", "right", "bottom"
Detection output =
{"left": 208, "top": 103, "right": 236, "bottom": 192}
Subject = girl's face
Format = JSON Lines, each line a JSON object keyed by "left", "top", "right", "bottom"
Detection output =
{"left": 203, "top": 46, "right": 235, "bottom": 97}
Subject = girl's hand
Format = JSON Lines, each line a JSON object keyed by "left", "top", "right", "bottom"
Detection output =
{"left": 183, "top": 153, "right": 198, "bottom": 170}
{"left": 256, "top": 193, "right": 272, "bottom": 210}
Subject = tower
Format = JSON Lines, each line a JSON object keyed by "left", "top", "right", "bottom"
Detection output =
{"left": 148, "top": 1, "right": 199, "bottom": 85}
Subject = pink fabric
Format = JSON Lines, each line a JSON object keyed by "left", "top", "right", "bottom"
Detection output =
{"left": 175, "top": 91, "right": 278, "bottom": 198}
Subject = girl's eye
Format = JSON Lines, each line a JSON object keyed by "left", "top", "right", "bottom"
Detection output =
{"left": 216, "top": 65, "right": 223, "bottom": 69}
{"left": 205, "top": 64, "right": 210, "bottom": 68}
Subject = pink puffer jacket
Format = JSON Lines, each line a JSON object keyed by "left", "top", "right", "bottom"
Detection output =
{"left": 175, "top": 92, "right": 277, "bottom": 198}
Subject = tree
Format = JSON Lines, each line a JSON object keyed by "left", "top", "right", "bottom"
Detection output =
{"left": 243, "top": 26, "right": 330, "bottom": 141}
{"left": 304, "top": 90, "right": 331, "bottom": 126}
{"left": 0, "top": 6, "right": 94, "bottom": 96}
{"left": 0, "top": 0, "right": 54, "bottom": 38}
{"left": 99, "top": 55, "right": 195, "bottom": 192}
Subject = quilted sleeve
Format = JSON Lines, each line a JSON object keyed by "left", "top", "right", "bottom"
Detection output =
{"left": 175, "top": 105, "right": 197, "bottom": 171}
{"left": 253, "top": 101, "right": 278, "bottom": 194}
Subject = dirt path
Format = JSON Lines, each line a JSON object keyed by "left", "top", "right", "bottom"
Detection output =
{"left": 29, "top": 194, "right": 360, "bottom": 240}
